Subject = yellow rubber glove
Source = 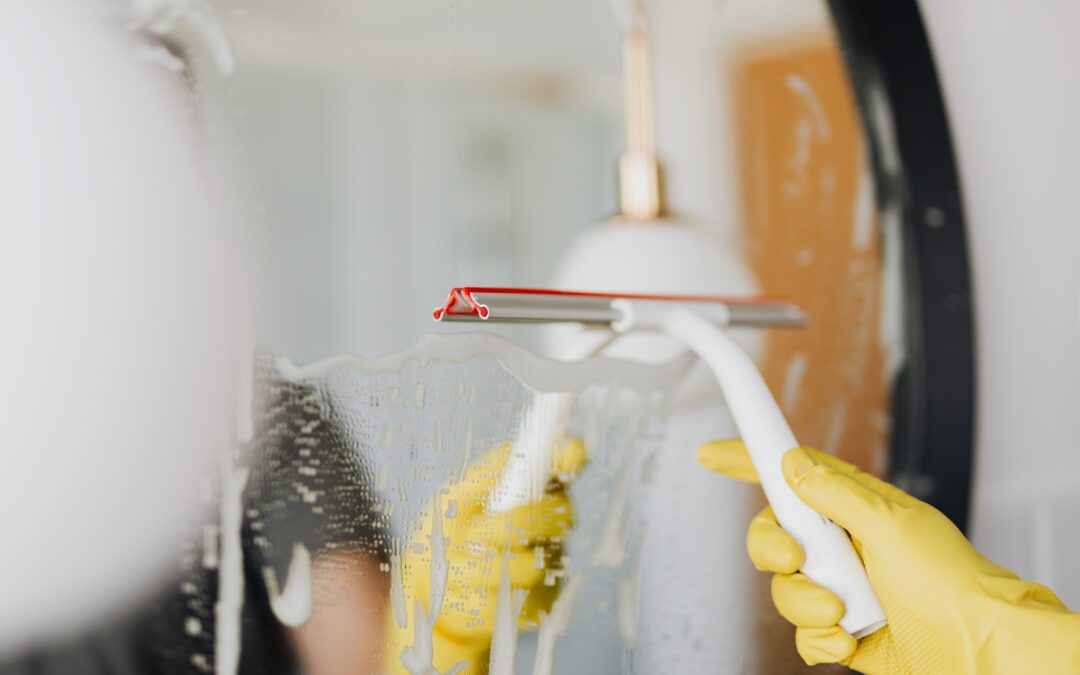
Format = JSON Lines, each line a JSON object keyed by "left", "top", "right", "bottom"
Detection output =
{"left": 385, "top": 440, "right": 586, "bottom": 674}
{"left": 697, "top": 440, "right": 1080, "bottom": 674}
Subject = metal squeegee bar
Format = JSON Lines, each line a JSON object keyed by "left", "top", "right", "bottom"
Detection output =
{"left": 432, "top": 287, "right": 807, "bottom": 328}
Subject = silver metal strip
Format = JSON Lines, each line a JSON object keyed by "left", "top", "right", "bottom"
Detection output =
{"left": 440, "top": 291, "right": 806, "bottom": 328}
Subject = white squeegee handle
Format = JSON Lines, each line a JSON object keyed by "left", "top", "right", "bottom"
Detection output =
{"left": 470, "top": 290, "right": 886, "bottom": 637}
{"left": 641, "top": 305, "right": 887, "bottom": 638}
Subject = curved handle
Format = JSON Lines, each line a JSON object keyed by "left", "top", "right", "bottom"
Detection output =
{"left": 662, "top": 308, "right": 886, "bottom": 638}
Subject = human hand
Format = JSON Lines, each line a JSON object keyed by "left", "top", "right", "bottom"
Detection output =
{"left": 698, "top": 441, "right": 1079, "bottom": 674}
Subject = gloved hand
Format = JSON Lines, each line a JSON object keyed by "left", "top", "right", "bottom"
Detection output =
{"left": 697, "top": 440, "right": 1080, "bottom": 674}
{"left": 385, "top": 440, "right": 585, "bottom": 674}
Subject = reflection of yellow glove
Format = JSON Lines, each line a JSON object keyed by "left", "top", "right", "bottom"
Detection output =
{"left": 698, "top": 440, "right": 1080, "bottom": 674}
{"left": 385, "top": 440, "right": 585, "bottom": 674}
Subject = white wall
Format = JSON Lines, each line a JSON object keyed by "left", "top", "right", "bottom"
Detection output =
{"left": 918, "top": 0, "right": 1080, "bottom": 606}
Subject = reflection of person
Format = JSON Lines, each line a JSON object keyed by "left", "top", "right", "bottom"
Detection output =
{"left": 697, "top": 440, "right": 1080, "bottom": 673}
{"left": 0, "top": 356, "right": 578, "bottom": 675}
{"left": 385, "top": 441, "right": 585, "bottom": 674}
{"left": 249, "top": 374, "right": 584, "bottom": 675}
{"left": 245, "top": 366, "right": 391, "bottom": 674}
{"left": 247, "top": 369, "right": 584, "bottom": 674}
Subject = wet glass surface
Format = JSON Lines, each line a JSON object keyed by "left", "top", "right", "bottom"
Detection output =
{"left": 239, "top": 338, "right": 679, "bottom": 674}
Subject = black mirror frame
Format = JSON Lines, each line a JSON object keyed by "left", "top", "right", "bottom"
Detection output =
{"left": 827, "top": 0, "right": 976, "bottom": 531}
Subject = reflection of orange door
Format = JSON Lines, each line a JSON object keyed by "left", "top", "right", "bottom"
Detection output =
{"left": 734, "top": 36, "right": 889, "bottom": 476}
{"left": 733, "top": 34, "right": 891, "bottom": 675}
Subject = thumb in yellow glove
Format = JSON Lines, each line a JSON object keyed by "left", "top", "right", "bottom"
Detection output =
{"left": 385, "top": 439, "right": 586, "bottom": 675}
{"left": 698, "top": 440, "right": 1080, "bottom": 674}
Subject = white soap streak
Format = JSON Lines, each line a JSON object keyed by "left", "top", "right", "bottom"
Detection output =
{"left": 530, "top": 575, "right": 587, "bottom": 675}
{"left": 851, "top": 160, "right": 875, "bottom": 252}
{"left": 781, "top": 352, "right": 808, "bottom": 411}
{"left": 589, "top": 469, "right": 629, "bottom": 568}
{"left": 262, "top": 542, "right": 312, "bottom": 627}
{"left": 434, "top": 420, "right": 445, "bottom": 452}
{"left": 400, "top": 493, "right": 453, "bottom": 675}
{"left": 201, "top": 524, "right": 219, "bottom": 569}
{"left": 389, "top": 542, "right": 408, "bottom": 629}
{"left": 488, "top": 546, "right": 528, "bottom": 675}
{"left": 786, "top": 73, "right": 831, "bottom": 140}
{"left": 455, "top": 420, "right": 474, "bottom": 484}
{"left": 214, "top": 463, "right": 249, "bottom": 675}
{"left": 426, "top": 492, "right": 449, "bottom": 638}
{"left": 274, "top": 333, "right": 695, "bottom": 398}
{"left": 581, "top": 395, "right": 603, "bottom": 466}
{"left": 879, "top": 205, "right": 908, "bottom": 383}
{"left": 380, "top": 423, "right": 396, "bottom": 449}
{"left": 617, "top": 550, "right": 643, "bottom": 645}
{"left": 488, "top": 392, "right": 573, "bottom": 513}
{"left": 399, "top": 598, "right": 434, "bottom": 675}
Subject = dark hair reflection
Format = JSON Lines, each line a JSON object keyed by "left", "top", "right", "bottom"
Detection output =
{"left": 0, "top": 357, "right": 390, "bottom": 674}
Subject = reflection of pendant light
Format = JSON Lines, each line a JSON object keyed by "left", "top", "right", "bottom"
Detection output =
{"left": 540, "top": 4, "right": 763, "bottom": 664}
{"left": 546, "top": 0, "right": 759, "bottom": 365}
{"left": 618, "top": 22, "right": 662, "bottom": 220}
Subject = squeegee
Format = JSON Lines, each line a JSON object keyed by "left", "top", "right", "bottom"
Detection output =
{"left": 433, "top": 286, "right": 887, "bottom": 639}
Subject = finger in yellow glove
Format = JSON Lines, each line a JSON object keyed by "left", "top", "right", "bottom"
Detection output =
{"left": 698, "top": 440, "right": 1080, "bottom": 674}
{"left": 385, "top": 439, "right": 586, "bottom": 674}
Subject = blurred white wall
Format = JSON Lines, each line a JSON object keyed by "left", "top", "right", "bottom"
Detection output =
{"left": 918, "top": 0, "right": 1080, "bottom": 607}
{"left": 0, "top": 1, "right": 234, "bottom": 651}
{"left": 216, "top": 0, "right": 625, "bottom": 361}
